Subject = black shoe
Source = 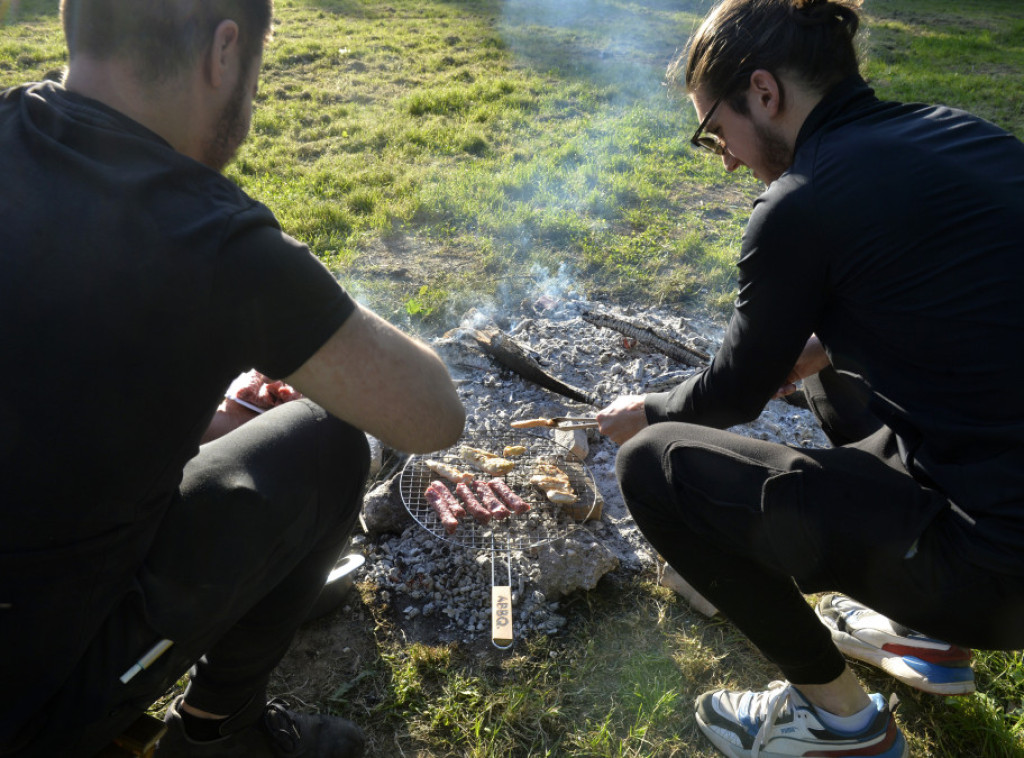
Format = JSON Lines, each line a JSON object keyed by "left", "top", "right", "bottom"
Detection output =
{"left": 155, "top": 695, "right": 365, "bottom": 757}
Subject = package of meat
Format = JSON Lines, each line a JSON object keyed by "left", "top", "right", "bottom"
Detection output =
{"left": 226, "top": 369, "right": 304, "bottom": 413}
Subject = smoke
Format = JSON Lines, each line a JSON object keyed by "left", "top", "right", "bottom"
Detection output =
{"left": 343, "top": 2, "right": 717, "bottom": 334}
{"left": 486, "top": 0, "right": 712, "bottom": 315}
{"left": 498, "top": 0, "right": 708, "bottom": 105}
{"left": 528, "top": 262, "right": 579, "bottom": 303}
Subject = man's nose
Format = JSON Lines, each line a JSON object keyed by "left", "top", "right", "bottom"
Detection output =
{"left": 722, "top": 149, "right": 741, "bottom": 173}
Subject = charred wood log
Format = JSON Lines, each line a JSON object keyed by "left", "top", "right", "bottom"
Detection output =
{"left": 580, "top": 309, "right": 709, "bottom": 368}
{"left": 471, "top": 328, "right": 599, "bottom": 406}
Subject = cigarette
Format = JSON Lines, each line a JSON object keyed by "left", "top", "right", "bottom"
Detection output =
{"left": 120, "top": 639, "right": 174, "bottom": 684}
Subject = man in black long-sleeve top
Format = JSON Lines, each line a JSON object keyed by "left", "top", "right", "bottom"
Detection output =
{"left": 597, "top": 1, "right": 1024, "bottom": 756}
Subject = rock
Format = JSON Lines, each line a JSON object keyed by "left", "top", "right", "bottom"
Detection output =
{"left": 359, "top": 476, "right": 412, "bottom": 536}
{"left": 531, "top": 536, "right": 618, "bottom": 599}
{"left": 365, "top": 434, "right": 383, "bottom": 478}
{"left": 553, "top": 427, "right": 589, "bottom": 461}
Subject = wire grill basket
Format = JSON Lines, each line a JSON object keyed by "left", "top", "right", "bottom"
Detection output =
{"left": 398, "top": 429, "right": 598, "bottom": 550}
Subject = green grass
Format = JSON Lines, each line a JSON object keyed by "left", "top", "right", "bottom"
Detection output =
{"left": 7, "top": 0, "right": 1018, "bottom": 330}
{"left": 862, "top": 0, "right": 1024, "bottom": 131}
{"left": 4, "top": 0, "right": 1024, "bottom": 755}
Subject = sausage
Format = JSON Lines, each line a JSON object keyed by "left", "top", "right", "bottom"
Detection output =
{"left": 488, "top": 478, "right": 530, "bottom": 514}
{"left": 473, "top": 480, "right": 511, "bottom": 520}
{"left": 455, "top": 482, "right": 492, "bottom": 524}
{"left": 424, "top": 481, "right": 460, "bottom": 534}
{"left": 438, "top": 481, "right": 466, "bottom": 518}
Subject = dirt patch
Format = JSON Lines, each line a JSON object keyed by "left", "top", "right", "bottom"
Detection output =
{"left": 275, "top": 569, "right": 649, "bottom": 756}
{"left": 270, "top": 585, "right": 383, "bottom": 710}
{"left": 356, "top": 233, "right": 483, "bottom": 283}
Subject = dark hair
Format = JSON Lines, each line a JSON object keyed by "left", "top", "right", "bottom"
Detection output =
{"left": 668, "top": 0, "right": 862, "bottom": 113}
{"left": 60, "top": 0, "right": 274, "bottom": 84}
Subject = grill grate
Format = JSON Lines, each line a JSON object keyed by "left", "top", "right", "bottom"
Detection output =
{"left": 399, "top": 430, "right": 597, "bottom": 550}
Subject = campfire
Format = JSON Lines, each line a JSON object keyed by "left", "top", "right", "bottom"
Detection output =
{"left": 352, "top": 296, "right": 828, "bottom": 646}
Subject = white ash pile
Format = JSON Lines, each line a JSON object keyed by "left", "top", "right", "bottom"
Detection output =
{"left": 351, "top": 296, "right": 829, "bottom": 645}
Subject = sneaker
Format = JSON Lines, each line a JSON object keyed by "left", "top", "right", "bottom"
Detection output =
{"left": 155, "top": 695, "right": 365, "bottom": 757}
{"left": 815, "top": 594, "right": 975, "bottom": 696}
{"left": 695, "top": 681, "right": 906, "bottom": 758}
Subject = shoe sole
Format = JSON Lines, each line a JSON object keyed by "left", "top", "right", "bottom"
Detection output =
{"left": 694, "top": 712, "right": 746, "bottom": 758}
{"left": 827, "top": 627, "right": 976, "bottom": 696}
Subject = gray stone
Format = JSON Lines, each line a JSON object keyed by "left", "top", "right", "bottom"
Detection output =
{"left": 531, "top": 536, "right": 619, "bottom": 599}
{"left": 553, "top": 427, "right": 589, "bottom": 461}
{"left": 359, "top": 476, "right": 412, "bottom": 536}
{"left": 365, "top": 434, "right": 383, "bottom": 478}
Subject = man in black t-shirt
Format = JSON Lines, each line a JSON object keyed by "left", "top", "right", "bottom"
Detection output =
{"left": 596, "top": 1, "right": 1024, "bottom": 756}
{"left": 0, "top": 2, "right": 464, "bottom": 756}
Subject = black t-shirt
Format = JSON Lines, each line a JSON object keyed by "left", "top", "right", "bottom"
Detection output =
{"left": 0, "top": 82, "right": 355, "bottom": 739}
{"left": 646, "top": 77, "right": 1024, "bottom": 572}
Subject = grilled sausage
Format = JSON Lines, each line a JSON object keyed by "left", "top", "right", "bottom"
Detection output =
{"left": 424, "top": 481, "right": 460, "bottom": 533}
{"left": 455, "top": 482, "right": 492, "bottom": 524}
{"left": 473, "top": 480, "right": 511, "bottom": 520}
{"left": 488, "top": 478, "right": 531, "bottom": 514}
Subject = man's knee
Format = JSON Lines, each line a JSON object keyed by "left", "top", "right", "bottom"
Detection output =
{"left": 308, "top": 406, "right": 371, "bottom": 541}
{"left": 617, "top": 423, "right": 780, "bottom": 522}
{"left": 315, "top": 407, "right": 371, "bottom": 493}
{"left": 615, "top": 424, "right": 696, "bottom": 520}
{"left": 251, "top": 399, "right": 371, "bottom": 514}
{"left": 617, "top": 426, "right": 659, "bottom": 481}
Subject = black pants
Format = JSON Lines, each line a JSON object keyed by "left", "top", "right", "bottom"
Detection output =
{"left": 15, "top": 399, "right": 369, "bottom": 757}
{"left": 617, "top": 369, "right": 1024, "bottom": 685}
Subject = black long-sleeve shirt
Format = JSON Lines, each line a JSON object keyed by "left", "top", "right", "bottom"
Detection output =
{"left": 645, "top": 76, "right": 1024, "bottom": 573}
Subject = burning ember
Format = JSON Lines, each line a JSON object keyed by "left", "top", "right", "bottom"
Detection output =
{"left": 351, "top": 296, "right": 829, "bottom": 646}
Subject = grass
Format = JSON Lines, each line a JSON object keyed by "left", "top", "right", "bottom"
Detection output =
{"left": 4, "top": 0, "right": 1024, "bottom": 755}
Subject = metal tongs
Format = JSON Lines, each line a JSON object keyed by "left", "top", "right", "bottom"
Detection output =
{"left": 510, "top": 416, "right": 599, "bottom": 430}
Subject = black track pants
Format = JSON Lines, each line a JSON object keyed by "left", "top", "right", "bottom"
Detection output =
{"left": 616, "top": 370, "right": 1024, "bottom": 685}
{"left": 16, "top": 399, "right": 369, "bottom": 757}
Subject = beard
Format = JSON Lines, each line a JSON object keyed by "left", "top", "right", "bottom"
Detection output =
{"left": 201, "top": 73, "right": 252, "bottom": 172}
{"left": 753, "top": 120, "right": 794, "bottom": 183}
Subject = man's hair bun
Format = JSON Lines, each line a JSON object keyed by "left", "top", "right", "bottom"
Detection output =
{"left": 790, "top": 0, "right": 861, "bottom": 34}
{"left": 672, "top": 0, "right": 864, "bottom": 105}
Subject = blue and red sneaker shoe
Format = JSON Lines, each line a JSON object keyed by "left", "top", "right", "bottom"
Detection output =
{"left": 695, "top": 681, "right": 906, "bottom": 758}
{"left": 816, "top": 594, "right": 975, "bottom": 696}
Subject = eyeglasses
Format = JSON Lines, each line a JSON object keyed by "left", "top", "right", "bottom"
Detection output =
{"left": 690, "top": 92, "right": 728, "bottom": 156}
{"left": 691, "top": 69, "right": 756, "bottom": 155}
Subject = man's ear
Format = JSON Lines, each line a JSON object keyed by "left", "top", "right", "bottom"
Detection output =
{"left": 748, "top": 69, "right": 783, "bottom": 118}
{"left": 206, "top": 19, "right": 240, "bottom": 89}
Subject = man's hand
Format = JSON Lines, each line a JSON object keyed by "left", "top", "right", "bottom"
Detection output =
{"left": 596, "top": 394, "right": 649, "bottom": 445}
{"left": 774, "top": 334, "right": 830, "bottom": 398}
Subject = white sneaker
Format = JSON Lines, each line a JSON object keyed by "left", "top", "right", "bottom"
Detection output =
{"left": 816, "top": 594, "right": 975, "bottom": 696}
{"left": 695, "top": 681, "right": 907, "bottom": 758}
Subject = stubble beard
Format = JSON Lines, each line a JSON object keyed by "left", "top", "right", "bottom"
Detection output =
{"left": 201, "top": 74, "right": 251, "bottom": 172}
{"left": 753, "top": 120, "right": 794, "bottom": 184}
